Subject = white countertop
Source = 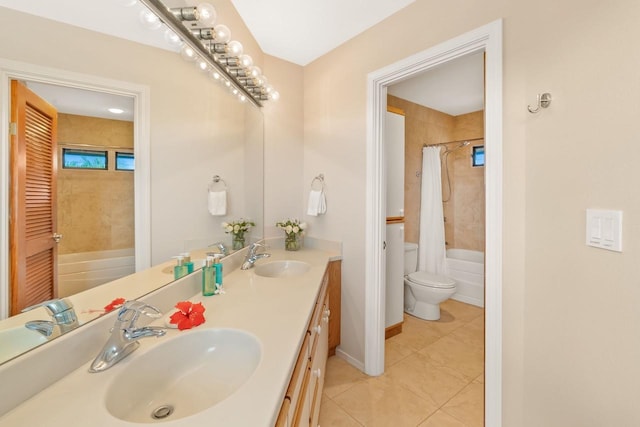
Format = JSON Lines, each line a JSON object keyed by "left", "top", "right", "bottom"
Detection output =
{"left": 0, "top": 247, "right": 339, "bottom": 427}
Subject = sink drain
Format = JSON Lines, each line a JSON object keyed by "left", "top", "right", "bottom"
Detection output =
{"left": 151, "top": 404, "right": 174, "bottom": 420}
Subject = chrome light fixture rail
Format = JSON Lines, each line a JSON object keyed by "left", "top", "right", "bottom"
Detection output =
{"left": 138, "top": 0, "right": 278, "bottom": 107}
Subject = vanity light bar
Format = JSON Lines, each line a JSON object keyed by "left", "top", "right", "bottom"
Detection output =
{"left": 138, "top": 0, "right": 277, "bottom": 107}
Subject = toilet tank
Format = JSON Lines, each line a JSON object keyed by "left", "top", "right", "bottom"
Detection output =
{"left": 404, "top": 242, "right": 418, "bottom": 275}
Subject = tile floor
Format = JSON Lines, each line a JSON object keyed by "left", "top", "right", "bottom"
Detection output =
{"left": 319, "top": 300, "right": 484, "bottom": 427}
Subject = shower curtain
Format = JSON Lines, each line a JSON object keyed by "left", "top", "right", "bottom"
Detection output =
{"left": 418, "top": 146, "right": 447, "bottom": 275}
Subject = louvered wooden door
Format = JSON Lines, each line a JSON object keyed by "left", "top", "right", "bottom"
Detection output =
{"left": 10, "top": 80, "right": 59, "bottom": 315}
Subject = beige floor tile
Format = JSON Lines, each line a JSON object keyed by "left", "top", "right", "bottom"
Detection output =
{"left": 418, "top": 409, "right": 468, "bottom": 427}
{"left": 332, "top": 376, "right": 439, "bottom": 427}
{"left": 450, "top": 318, "right": 484, "bottom": 349}
{"left": 383, "top": 352, "right": 469, "bottom": 406}
{"left": 323, "top": 356, "right": 368, "bottom": 398}
{"left": 442, "top": 382, "right": 485, "bottom": 427}
{"left": 384, "top": 335, "right": 415, "bottom": 369}
{"left": 419, "top": 334, "right": 484, "bottom": 381}
{"left": 391, "top": 315, "right": 443, "bottom": 352}
{"left": 318, "top": 395, "right": 363, "bottom": 426}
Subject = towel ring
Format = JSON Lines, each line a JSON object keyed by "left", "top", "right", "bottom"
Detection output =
{"left": 311, "top": 174, "right": 325, "bottom": 191}
{"left": 208, "top": 175, "right": 228, "bottom": 191}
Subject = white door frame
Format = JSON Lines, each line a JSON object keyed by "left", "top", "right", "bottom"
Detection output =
{"left": 0, "top": 58, "right": 151, "bottom": 319}
{"left": 365, "top": 20, "right": 503, "bottom": 425}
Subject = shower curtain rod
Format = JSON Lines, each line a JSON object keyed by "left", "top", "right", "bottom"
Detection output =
{"left": 423, "top": 137, "right": 484, "bottom": 148}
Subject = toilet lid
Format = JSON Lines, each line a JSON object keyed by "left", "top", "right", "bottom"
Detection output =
{"left": 407, "top": 271, "right": 456, "bottom": 289}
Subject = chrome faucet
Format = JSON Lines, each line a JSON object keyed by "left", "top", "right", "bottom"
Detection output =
{"left": 207, "top": 241, "right": 229, "bottom": 257}
{"left": 89, "top": 301, "right": 166, "bottom": 373}
{"left": 241, "top": 242, "right": 271, "bottom": 270}
{"left": 22, "top": 298, "right": 79, "bottom": 338}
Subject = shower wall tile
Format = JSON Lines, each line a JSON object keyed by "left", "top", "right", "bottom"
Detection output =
{"left": 57, "top": 113, "right": 134, "bottom": 255}
{"left": 387, "top": 96, "right": 484, "bottom": 252}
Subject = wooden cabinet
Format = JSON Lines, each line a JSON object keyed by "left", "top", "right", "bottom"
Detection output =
{"left": 275, "top": 260, "right": 340, "bottom": 427}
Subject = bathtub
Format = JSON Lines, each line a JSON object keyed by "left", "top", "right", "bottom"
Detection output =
{"left": 446, "top": 248, "right": 484, "bottom": 307}
{"left": 58, "top": 248, "right": 135, "bottom": 297}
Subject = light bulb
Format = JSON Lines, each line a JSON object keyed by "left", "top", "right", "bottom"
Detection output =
{"left": 180, "top": 45, "right": 198, "bottom": 61}
{"left": 163, "top": 29, "right": 183, "bottom": 48}
{"left": 197, "top": 59, "right": 209, "bottom": 72}
{"left": 226, "top": 40, "right": 243, "bottom": 57}
{"left": 139, "top": 9, "right": 162, "bottom": 30}
{"left": 239, "top": 94, "right": 247, "bottom": 102}
{"left": 214, "top": 25, "right": 231, "bottom": 44}
{"left": 211, "top": 70, "right": 221, "bottom": 80}
{"left": 247, "top": 66, "right": 262, "bottom": 79}
{"left": 196, "top": 3, "right": 217, "bottom": 26}
{"left": 264, "top": 84, "right": 274, "bottom": 94}
{"left": 238, "top": 54, "right": 253, "bottom": 68}
{"left": 270, "top": 91, "right": 280, "bottom": 101}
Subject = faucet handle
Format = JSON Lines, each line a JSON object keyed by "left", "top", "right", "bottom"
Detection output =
{"left": 22, "top": 298, "right": 78, "bottom": 327}
{"left": 249, "top": 242, "right": 269, "bottom": 254}
{"left": 117, "top": 301, "right": 162, "bottom": 329}
{"left": 208, "top": 241, "right": 228, "bottom": 256}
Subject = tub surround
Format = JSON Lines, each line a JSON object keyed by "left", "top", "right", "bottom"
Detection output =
{"left": 0, "top": 243, "right": 341, "bottom": 426}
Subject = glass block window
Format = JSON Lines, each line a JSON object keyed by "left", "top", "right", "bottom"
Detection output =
{"left": 472, "top": 145, "right": 485, "bottom": 167}
{"left": 62, "top": 148, "right": 107, "bottom": 169}
{"left": 115, "top": 152, "right": 135, "bottom": 171}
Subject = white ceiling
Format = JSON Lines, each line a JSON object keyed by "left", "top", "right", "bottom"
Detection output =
{"left": 388, "top": 51, "right": 485, "bottom": 116}
{"left": 0, "top": 0, "right": 482, "bottom": 116}
{"left": 229, "top": 0, "right": 416, "bottom": 66}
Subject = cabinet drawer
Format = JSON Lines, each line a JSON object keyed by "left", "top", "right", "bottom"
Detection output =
{"left": 286, "top": 333, "right": 310, "bottom": 420}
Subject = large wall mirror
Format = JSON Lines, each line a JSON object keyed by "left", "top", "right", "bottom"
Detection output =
{"left": 0, "top": 1, "right": 264, "bottom": 364}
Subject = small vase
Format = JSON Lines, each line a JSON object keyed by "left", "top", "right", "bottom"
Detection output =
{"left": 232, "top": 235, "right": 245, "bottom": 251}
{"left": 285, "top": 233, "right": 301, "bottom": 251}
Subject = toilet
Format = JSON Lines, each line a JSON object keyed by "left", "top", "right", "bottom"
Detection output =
{"left": 403, "top": 242, "right": 457, "bottom": 321}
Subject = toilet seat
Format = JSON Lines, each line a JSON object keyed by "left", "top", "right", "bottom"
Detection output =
{"left": 406, "top": 271, "right": 456, "bottom": 289}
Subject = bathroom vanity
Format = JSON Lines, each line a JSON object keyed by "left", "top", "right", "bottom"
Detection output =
{"left": 0, "top": 243, "right": 341, "bottom": 427}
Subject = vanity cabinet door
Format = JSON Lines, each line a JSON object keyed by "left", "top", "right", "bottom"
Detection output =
{"left": 308, "top": 293, "right": 329, "bottom": 427}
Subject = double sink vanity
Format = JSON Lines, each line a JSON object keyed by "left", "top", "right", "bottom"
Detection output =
{"left": 0, "top": 240, "right": 341, "bottom": 427}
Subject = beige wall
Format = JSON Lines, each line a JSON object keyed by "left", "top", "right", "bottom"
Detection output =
{"left": 300, "top": 1, "right": 640, "bottom": 425}
{"left": 0, "top": 3, "right": 264, "bottom": 264}
{"left": 56, "top": 113, "right": 134, "bottom": 254}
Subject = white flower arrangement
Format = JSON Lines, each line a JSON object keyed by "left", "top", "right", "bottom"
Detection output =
{"left": 275, "top": 218, "right": 307, "bottom": 237}
{"left": 221, "top": 219, "right": 255, "bottom": 238}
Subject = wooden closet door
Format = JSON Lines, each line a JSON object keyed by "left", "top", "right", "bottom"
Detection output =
{"left": 10, "top": 80, "right": 59, "bottom": 315}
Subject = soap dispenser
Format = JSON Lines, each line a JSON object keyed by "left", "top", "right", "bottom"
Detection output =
{"left": 173, "top": 255, "right": 188, "bottom": 280}
{"left": 202, "top": 256, "right": 216, "bottom": 296}
{"left": 182, "top": 252, "right": 194, "bottom": 274}
{"left": 213, "top": 254, "right": 223, "bottom": 293}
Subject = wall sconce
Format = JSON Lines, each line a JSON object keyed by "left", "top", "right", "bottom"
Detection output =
{"left": 134, "top": 0, "right": 278, "bottom": 107}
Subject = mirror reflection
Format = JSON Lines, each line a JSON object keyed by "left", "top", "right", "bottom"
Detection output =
{"left": 0, "top": 2, "right": 265, "bottom": 364}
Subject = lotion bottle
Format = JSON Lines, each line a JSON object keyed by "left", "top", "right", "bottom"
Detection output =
{"left": 213, "top": 254, "right": 223, "bottom": 293}
{"left": 202, "top": 256, "right": 216, "bottom": 296}
{"left": 182, "top": 252, "right": 194, "bottom": 274}
{"left": 173, "top": 255, "right": 188, "bottom": 280}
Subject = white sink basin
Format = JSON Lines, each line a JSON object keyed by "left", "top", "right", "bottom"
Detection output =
{"left": 0, "top": 326, "right": 48, "bottom": 362}
{"left": 105, "top": 328, "right": 261, "bottom": 423}
{"left": 254, "top": 260, "right": 311, "bottom": 278}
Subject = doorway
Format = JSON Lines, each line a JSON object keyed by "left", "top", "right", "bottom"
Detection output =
{"left": 0, "top": 58, "right": 151, "bottom": 319}
{"left": 365, "top": 20, "right": 503, "bottom": 426}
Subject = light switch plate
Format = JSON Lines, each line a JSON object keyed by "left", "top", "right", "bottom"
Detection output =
{"left": 586, "top": 209, "right": 622, "bottom": 252}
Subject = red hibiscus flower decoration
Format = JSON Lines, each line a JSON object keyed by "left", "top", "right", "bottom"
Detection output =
{"left": 104, "top": 297, "right": 126, "bottom": 313}
{"left": 169, "top": 301, "right": 206, "bottom": 330}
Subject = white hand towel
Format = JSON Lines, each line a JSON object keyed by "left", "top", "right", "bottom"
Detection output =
{"left": 307, "top": 190, "right": 326, "bottom": 216}
{"left": 208, "top": 190, "right": 227, "bottom": 216}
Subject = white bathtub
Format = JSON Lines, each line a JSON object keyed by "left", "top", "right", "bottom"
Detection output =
{"left": 58, "top": 248, "right": 135, "bottom": 297}
{"left": 446, "top": 248, "right": 484, "bottom": 307}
